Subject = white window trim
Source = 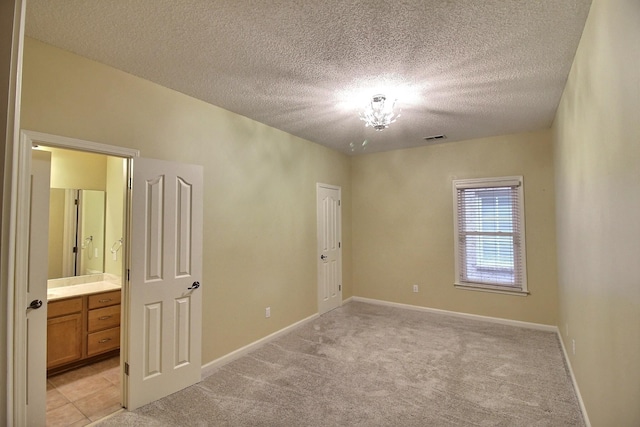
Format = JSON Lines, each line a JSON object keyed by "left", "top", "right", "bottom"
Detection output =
{"left": 452, "top": 176, "right": 528, "bottom": 296}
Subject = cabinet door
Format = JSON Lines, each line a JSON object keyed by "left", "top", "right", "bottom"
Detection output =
{"left": 47, "top": 313, "right": 83, "bottom": 368}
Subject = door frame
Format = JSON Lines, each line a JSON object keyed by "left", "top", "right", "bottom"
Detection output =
{"left": 11, "top": 130, "right": 138, "bottom": 424}
{"left": 2, "top": 1, "right": 25, "bottom": 423}
{"left": 316, "top": 183, "right": 342, "bottom": 314}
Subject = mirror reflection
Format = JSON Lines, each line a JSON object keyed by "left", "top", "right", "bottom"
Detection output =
{"left": 48, "top": 189, "right": 106, "bottom": 279}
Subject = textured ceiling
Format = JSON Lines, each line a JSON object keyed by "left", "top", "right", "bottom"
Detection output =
{"left": 25, "top": 0, "right": 591, "bottom": 155}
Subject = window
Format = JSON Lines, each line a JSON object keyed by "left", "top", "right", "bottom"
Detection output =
{"left": 453, "top": 177, "right": 527, "bottom": 294}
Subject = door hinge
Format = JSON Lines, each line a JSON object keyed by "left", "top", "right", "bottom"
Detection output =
{"left": 338, "top": 200, "right": 341, "bottom": 206}
{"left": 124, "top": 362, "right": 129, "bottom": 376}
{"left": 339, "top": 285, "right": 342, "bottom": 291}
{"left": 72, "top": 246, "right": 78, "bottom": 253}
{"left": 339, "top": 242, "right": 341, "bottom": 248}
{"left": 128, "top": 177, "right": 132, "bottom": 189}
{"left": 127, "top": 269, "right": 130, "bottom": 281}
{"left": 74, "top": 198, "right": 78, "bottom": 205}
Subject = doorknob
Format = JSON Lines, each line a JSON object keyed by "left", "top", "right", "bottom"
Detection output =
{"left": 188, "top": 281, "right": 200, "bottom": 290}
{"left": 320, "top": 255, "right": 327, "bottom": 260}
{"left": 28, "top": 299, "right": 43, "bottom": 310}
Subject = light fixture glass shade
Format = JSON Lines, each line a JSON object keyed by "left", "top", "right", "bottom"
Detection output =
{"left": 359, "top": 94, "right": 400, "bottom": 131}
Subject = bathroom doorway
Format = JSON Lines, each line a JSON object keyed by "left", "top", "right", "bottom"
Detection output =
{"left": 18, "top": 130, "right": 203, "bottom": 424}
{"left": 34, "top": 144, "right": 128, "bottom": 425}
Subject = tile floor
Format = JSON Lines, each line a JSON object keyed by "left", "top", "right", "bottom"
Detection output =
{"left": 46, "top": 356, "right": 122, "bottom": 427}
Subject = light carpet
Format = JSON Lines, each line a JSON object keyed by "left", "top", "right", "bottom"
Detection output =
{"left": 98, "top": 301, "right": 584, "bottom": 426}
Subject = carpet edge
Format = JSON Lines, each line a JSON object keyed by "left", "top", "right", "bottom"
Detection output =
{"left": 200, "top": 312, "right": 320, "bottom": 378}
{"left": 350, "top": 296, "right": 557, "bottom": 331}
{"left": 557, "top": 331, "right": 592, "bottom": 427}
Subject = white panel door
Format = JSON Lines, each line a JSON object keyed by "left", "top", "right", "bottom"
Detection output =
{"left": 317, "top": 184, "right": 342, "bottom": 315}
{"left": 26, "top": 150, "right": 51, "bottom": 426}
{"left": 127, "top": 157, "right": 203, "bottom": 410}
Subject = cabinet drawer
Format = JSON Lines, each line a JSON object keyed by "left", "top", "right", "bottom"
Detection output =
{"left": 88, "top": 290, "right": 121, "bottom": 309}
{"left": 87, "top": 327, "right": 120, "bottom": 356}
{"left": 48, "top": 297, "right": 83, "bottom": 318}
{"left": 88, "top": 305, "right": 120, "bottom": 332}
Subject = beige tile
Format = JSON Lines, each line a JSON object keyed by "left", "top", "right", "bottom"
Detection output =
{"left": 101, "top": 366, "right": 121, "bottom": 386}
{"left": 46, "top": 403, "right": 88, "bottom": 427}
{"left": 92, "top": 356, "right": 120, "bottom": 373}
{"left": 46, "top": 387, "right": 69, "bottom": 412}
{"left": 53, "top": 373, "right": 112, "bottom": 403}
{"left": 73, "top": 384, "right": 122, "bottom": 422}
{"left": 48, "top": 365, "right": 99, "bottom": 389}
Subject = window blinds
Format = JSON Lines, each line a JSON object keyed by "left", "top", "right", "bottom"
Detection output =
{"left": 455, "top": 181, "right": 523, "bottom": 290}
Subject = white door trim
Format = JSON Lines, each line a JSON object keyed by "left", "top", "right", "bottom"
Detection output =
{"left": 11, "top": 130, "right": 139, "bottom": 424}
{"left": 2, "top": 1, "right": 26, "bottom": 423}
{"left": 316, "top": 183, "right": 342, "bottom": 315}
{"left": 21, "top": 130, "right": 140, "bottom": 157}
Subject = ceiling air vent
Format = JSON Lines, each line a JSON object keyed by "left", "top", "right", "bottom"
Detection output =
{"left": 423, "top": 134, "right": 447, "bottom": 142}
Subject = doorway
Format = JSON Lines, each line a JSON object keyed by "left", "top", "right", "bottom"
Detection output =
{"left": 35, "top": 145, "right": 128, "bottom": 425}
{"left": 15, "top": 131, "right": 138, "bottom": 426}
{"left": 16, "top": 130, "right": 204, "bottom": 425}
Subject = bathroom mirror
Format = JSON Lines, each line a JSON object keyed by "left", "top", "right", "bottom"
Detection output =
{"left": 48, "top": 188, "right": 106, "bottom": 279}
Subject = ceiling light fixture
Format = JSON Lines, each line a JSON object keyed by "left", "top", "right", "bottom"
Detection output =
{"left": 359, "top": 94, "right": 400, "bottom": 131}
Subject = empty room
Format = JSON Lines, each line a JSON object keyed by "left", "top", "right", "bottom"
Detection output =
{"left": 1, "top": 0, "right": 638, "bottom": 426}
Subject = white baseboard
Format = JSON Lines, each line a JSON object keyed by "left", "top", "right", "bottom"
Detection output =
{"left": 557, "top": 332, "right": 591, "bottom": 427}
{"left": 351, "top": 296, "right": 557, "bottom": 332}
{"left": 201, "top": 298, "right": 354, "bottom": 377}
{"left": 200, "top": 312, "right": 319, "bottom": 378}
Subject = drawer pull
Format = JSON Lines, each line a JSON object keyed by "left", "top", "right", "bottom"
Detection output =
{"left": 98, "top": 315, "right": 112, "bottom": 320}
{"left": 98, "top": 298, "right": 112, "bottom": 303}
{"left": 98, "top": 338, "right": 112, "bottom": 344}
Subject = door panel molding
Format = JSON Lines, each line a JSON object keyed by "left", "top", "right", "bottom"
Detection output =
{"left": 143, "top": 302, "right": 162, "bottom": 378}
{"left": 145, "top": 175, "right": 164, "bottom": 282}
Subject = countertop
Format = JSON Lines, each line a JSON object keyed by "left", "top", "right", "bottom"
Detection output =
{"left": 47, "top": 281, "right": 121, "bottom": 301}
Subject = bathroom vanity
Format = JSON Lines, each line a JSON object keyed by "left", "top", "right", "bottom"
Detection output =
{"left": 47, "top": 282, "right": 121, "bottom": 374}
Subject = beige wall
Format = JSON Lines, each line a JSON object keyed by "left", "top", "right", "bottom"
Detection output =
{"left": 79, "top": 190, "right": 105, "bottom": 275}
{"left": 21, "top": 38, "right": 352, "bottom": 362}
{"left": 553, "top": 0, "right": 640, "bottom": 425}
{"left": 42, "top": 147, "right": 107, "bottom": 190}
{"left": 47, "top": 188, "right": 64, "bottom": 278}
{"left": 352, "top": 130, "right": 558, "bottom": 325}
{"left": 104, "top": 156, "right": 125, "bottom": 278}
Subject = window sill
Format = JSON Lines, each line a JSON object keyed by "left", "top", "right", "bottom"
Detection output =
{"left": 454, "top": 283, "right": 529, "bottom": 297}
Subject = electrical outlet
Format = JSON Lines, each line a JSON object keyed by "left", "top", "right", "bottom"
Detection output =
{"left": 412, "top": 285, "right": 419, "bottom": 293}
{"left": 265, "top": 307, "right": 271, "bottom": 318}
{"left": 572, "top": 339, "right": 575, "bottom": 355}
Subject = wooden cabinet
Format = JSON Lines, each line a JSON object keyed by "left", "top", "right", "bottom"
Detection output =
{"left": 47, "top": 297, "right": 83, "bottom": 368}
{"left": 47, "top": 289, "right": 121, "bottom": 373}
{"left": 87, "top": 292, "right": 121, "bottom": 356}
